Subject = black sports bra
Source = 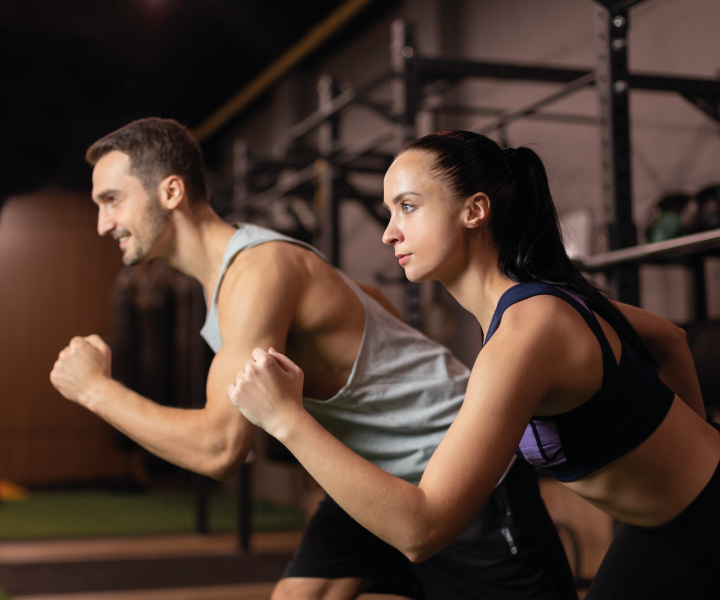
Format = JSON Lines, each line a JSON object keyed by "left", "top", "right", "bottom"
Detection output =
{"left": 484, "top": 282, "right": 675, "bottom": 482}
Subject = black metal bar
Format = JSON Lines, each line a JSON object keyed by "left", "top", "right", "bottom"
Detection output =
{"left": 274, "top": 71, "right": 396, "bottom": 153}
{"left": 416, "top": 57, "right": 590, "bottom": 85}
{"left": 335, "top": 125, "right": 398, "bottom": 166}
{"left": 277, "top": 89, "right": 355, "bottom": 153}
{"left": 691, "top": 257, "right": 708, "bottom": 321}
{"left": 232, "top": 140, "right": 249, "bottom": 213}
{"left": 194, "top": 473, "right": 209, "bottom": 534}
{"left": 596, "top": 0, "right": 647, "bottom": 12}
{"left": 576, "top": 228, "right": 720, "bottom": 271}
{"left": 474, "top": 72, "right": 596, "bottom": 134}
{"left": 392, "top": 19, "right": 422, "bottom": 330}
{"left": 316, "top": 75, "right": 342, "bottom": 268}
{"left": 630, "top": 74, "right": 720, "bottom": 96}
{"left": 353, "top": 95, "right": 402, "bottom": 124}
{"left": 428, "top": 103, "right": 600, "bottom": 126}
{"left": 681, "top": 94, "right": 720, "bottom": 123}
{"left": 252, "top": 163, "right": 317, "bottom": 207}
{"left": 336, "top": 178, "right": 387, "bottom": 227}
{"left": 416, "top": 56, "right": 720, "bottom": 98}
{"left": 595, "top": 3, "right": 638, "bottom": 305}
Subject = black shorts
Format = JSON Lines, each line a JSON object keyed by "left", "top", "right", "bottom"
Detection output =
{"left": 586, "top": 452, "right": 720, "bottom": 600}
{"left": 283, "top": 460, "right": 577, "bottom": 600}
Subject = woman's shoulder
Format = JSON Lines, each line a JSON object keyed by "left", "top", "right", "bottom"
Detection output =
{"left": 501, "top": 292, "right": 582, "bottom": 331}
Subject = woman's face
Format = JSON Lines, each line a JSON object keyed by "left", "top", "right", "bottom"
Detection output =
{"left": 382, "top": 151, "right": 469, "bottom": 283}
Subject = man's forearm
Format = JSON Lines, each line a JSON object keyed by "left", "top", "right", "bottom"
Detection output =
{"left": 83, "top": 378, "right": 254, "bottom": 479}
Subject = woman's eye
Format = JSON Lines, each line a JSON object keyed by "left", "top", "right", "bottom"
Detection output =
{"left": 401, "top": 203, "right": 414, "bottom": 213}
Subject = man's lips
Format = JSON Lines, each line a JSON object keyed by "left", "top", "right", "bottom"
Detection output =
{"left": 115, "top": 234, "right": 130, "bottom": 249}
{"left": 397, "top": 253, "right": 411, "bottom": 266}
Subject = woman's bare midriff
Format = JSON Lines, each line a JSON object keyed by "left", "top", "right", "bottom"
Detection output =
{"left": 563, "top": 396, "right": 720, "bottom": 527}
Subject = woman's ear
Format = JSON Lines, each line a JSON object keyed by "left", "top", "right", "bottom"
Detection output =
{"left": 464, "top": 193, "right": 490, "bottom": 229}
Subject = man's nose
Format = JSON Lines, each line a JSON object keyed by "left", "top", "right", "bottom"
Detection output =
{"left": 97, "top": 207, "right": 113, "bottom": 236}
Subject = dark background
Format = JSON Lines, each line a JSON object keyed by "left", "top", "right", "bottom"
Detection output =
{"left": 0, "top": 0, "right": 395, "bottom": 205}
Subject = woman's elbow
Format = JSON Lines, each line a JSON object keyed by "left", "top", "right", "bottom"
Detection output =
{"left": 399, "top": 530, "right": 448, "bottom": 563}
{"left": 402, "top": 546, "right": 437, "bottom": 564}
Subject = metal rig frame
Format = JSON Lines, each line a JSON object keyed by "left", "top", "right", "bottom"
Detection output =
{"left": 224, "top": 0, "right": 720, "bottom": 553}
{"left": 232, "top": 0, "right": 720, "bottom": 325}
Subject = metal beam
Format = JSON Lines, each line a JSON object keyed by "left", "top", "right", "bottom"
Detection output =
{"left": 316, "top": 75, "right": 342, "bottom": 267}
{"left": 473, "top": 72, "right": 596, "bottom": 134}
{"left": 251, "top": 163, "right": 317, "bottom": 207}
{"left": 577, "top": 229, "right": 720, "bottom": 271}
{"left": 335, "top": 125, "right": 399, "bottom": 165}
{"left": 630, "top": 73, "right": 720, "bottom": 96}
{"left": 391, "top": 19, "right": 422, "bottom": 329}
{"left": 681, "top": 94, "right": 720, "bottom": 123}
{"left": 192, "top": 0, "right": 382, "bottom": 141}
{"left": 415, "top": 57, "right": 720, "bottom": 99}
{"left": 276, "top": 89, "right": 356, "bottom": 153}
{"left": 416, "top": 57, "right": 590, "bottom": 85}
{"left": 428, "top": 103, "right": 600, "bottom": 126}
{"left": 274, "top": 71, "right": 395, "bottom": 154}
{"left": 595, "top": 2, "right": 638, "bottom": 305}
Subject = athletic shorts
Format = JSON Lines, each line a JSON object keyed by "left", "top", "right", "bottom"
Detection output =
{"left": 283, "top": 460, "right": 577, "bottom": 600}
{"left": 587, "top": 450, "right": 720, "bottom": 599}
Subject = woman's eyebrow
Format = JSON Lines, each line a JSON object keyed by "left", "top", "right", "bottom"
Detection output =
{"left": 383, "top": 191, "right": 420, "bottom": 210}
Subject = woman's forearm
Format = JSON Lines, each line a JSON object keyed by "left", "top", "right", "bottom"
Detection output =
{"left": 277, "top": 410, "right": 453, "bottom": 561}
{"left": 616, "top": 302, "right": 705, "bottom": 417}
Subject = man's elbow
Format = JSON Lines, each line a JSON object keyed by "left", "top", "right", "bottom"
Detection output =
{"left": 200, "top": 432, "right": 249, "bottom": 481}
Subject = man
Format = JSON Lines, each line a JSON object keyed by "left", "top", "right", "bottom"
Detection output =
{"left": 50, "top": 118, "right": 576, "bottom": 600}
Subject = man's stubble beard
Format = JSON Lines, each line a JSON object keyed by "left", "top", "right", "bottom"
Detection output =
{"left": 123, "top": 193, "right": 171, "bottom": 266}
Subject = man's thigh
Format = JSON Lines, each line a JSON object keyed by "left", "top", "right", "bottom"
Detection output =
{"left": 279, "top": 494, "right": 423, "bottom": 599}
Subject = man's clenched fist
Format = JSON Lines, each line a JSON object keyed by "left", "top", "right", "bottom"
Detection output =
{"left": 50, "top": 335, "right": 112, "bottom": 406}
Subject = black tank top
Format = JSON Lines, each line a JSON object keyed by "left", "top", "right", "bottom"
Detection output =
{"left": 484, "top": 282, "right": 675, "bottom": 482}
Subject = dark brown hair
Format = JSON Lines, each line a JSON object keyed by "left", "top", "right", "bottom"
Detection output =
{"left": 401, "top": 130, "right": 656, "bottom": 366}
{"left": 86, "top": 118, "right": 209, "bottom": 205}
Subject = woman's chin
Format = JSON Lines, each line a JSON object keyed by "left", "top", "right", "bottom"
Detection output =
{"left": 403, "top": 266, "right": 431, "bottom": 283}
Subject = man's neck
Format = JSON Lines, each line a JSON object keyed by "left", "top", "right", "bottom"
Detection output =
{"left": 162, "top": 205, "right": 237, "bottom": 298}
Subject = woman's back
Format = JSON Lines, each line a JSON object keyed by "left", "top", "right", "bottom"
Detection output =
{"left": 486, "top": 283, "right": 720, "bottom": 526}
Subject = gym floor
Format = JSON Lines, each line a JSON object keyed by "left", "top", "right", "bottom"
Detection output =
{"left": 0, "top": 533, "right": 407, "bottom": 600}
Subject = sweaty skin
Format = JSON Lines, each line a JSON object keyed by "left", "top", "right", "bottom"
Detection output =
{"left": 228, "top": 150, "right": 720, "bottom": 563}
{"left": 49, "top": 150, "right": 393, "bottom": 600}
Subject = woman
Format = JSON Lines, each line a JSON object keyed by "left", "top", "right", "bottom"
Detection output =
{"left": 228, "top": 131, "right": 720, "bottom": 599}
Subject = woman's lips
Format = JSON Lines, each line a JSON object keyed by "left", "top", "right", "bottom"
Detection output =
{"left": 397, "top": 254, "right": 411, "bottom": 266}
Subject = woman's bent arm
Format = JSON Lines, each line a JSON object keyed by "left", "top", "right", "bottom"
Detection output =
{"left": 228, "top": 301, "right": 558, "bottom": 561}
{"left": 615, "top": 302, "right": 705, "bottom": 418}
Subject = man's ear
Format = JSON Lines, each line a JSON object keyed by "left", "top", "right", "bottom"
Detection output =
{"left": 158, "top": 175, "right": 185, "bottom": 210}
{"left": 464, "top": 192, "right": 490, "bottom": 229}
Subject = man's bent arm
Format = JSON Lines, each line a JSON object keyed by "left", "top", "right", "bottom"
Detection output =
{"left": 74, "top": 348, "right": 263, "bottom": 479}
{"left": 51, "top": 247, "right": 301, "bottom": 479}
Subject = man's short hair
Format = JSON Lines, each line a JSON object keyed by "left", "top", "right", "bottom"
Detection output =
{"left": 86, "top": 118, "right": 209, "bottom": 205}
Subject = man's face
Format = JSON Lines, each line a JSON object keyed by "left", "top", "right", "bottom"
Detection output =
{"left": 91, "top": 150, "right": 170, "bottom": 266}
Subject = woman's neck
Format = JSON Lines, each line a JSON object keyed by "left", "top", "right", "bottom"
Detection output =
{"left": 441, "top": 239, "right": 515, "bottom": 335}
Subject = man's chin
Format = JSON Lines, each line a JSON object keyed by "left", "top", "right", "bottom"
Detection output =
{"left": 122, "top": 251, "right": 146, "bottom": 267}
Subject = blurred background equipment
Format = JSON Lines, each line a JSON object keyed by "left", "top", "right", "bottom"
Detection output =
{"left": 2, "top": 0, "right": 720, "bottom": 598}
{"left": 645, "top": 193, "right": 696, "bottom": 243}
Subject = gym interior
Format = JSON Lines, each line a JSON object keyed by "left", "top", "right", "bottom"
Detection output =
{"left": 2, "top": 0, "right": 720, "bottom": 598}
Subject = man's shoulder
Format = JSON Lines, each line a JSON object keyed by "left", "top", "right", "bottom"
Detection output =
{"left": 217, "top": 240, "right": 317, "bottom": 309}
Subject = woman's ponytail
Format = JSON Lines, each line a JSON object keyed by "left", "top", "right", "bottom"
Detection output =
{"left": 400, "top": 131, "right": 657, "bottom": 368}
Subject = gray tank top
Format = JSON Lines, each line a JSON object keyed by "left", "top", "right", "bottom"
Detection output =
{"left": 201, "top": 224, "right": 470, "bottom": 484}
